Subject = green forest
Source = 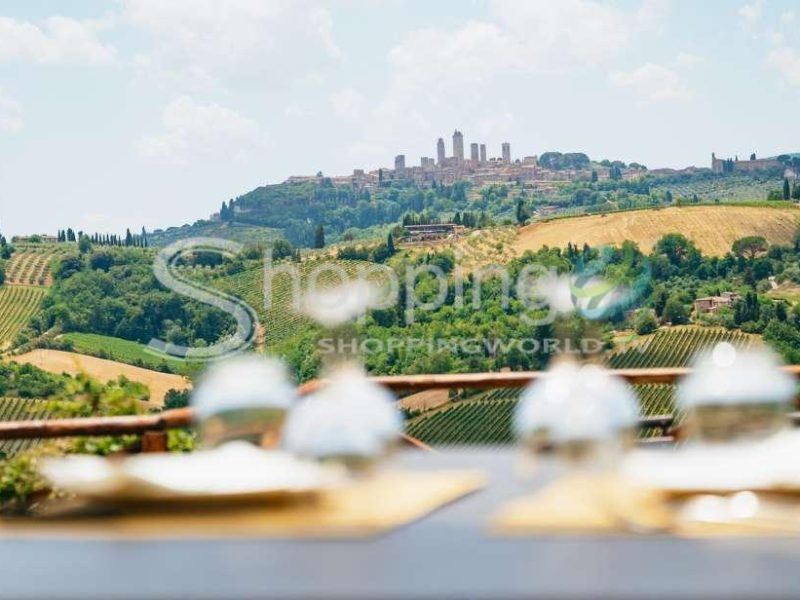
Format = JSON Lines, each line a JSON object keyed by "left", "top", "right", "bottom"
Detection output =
{"left": 22, "top": 247, "right": 235, "bottom": 349}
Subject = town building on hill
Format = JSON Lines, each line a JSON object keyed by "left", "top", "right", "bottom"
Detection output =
{"left": 452, "top": 130, "right": 464, "bottom": 162}
{"left": 711, "top": 152, "right": 782, "bottom": 173}
{"left": 534, "top": 205, "right": 559, "bottom": 218}
{"left": 394, "top": 154, "right": 406, "bottom": 178}
{"left": 694, "top": 291, "right": 741, "bottom": 314}
{"left": 12, "top": 234, "right": 58, "bottom": 243}
{"left": 403, "top": 223, "right": 465, "bottom": 243}
{"left": 437, "top": 137, "right": 446, "bottom": 166}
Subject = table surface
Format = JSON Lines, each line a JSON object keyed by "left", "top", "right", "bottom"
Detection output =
{"left": 3, "top": 448, "right": 800, "bottom": 599}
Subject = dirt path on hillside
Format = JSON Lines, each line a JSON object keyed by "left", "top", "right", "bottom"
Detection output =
{"left": 11, "top": 349, "right": 191, "bottom": 406}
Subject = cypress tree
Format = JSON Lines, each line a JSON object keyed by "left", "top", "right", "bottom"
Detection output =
{"left": 313, "top": 225, "right": 325, "bottom": 249}
{"left": 515, "top": 198, "right": 527, "bottom": 224}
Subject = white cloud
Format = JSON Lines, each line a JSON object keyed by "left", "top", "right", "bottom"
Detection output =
{"left": 388, "top": 21, "right": 516, "bottom": 88}
{"left": 738, "top": 0, "right": 764, "bottom": 23}
{"left": 780, "top": 11, "right": 795, "bottom": 26}
{"left": 0, "top": 88, "right": 23, "bottom": 133}
{"left": 0, "top": 16, "right": 115, "bottom": 65}
{"left": 474, "top": 110, "right": 515, "bottom": 140}
{"left": 344, "top": 140, "right": 389, "bottom": 165}
{"left": 383, "top": 0, "right": 666, "bottom": 100}
{"left": 675, "top": 52, "right": 704, "bottom": 67}
{"left": 136, "top": 97, "right": 263, "bottom": 164}
{"left": 383, "top": 0, "right": 666, "bottom": 105}
{"left": 636, "top": 0, "right": 672, "bottom": 26}
{"left": 610, "top": 63, "right": 690, "bottom": 102}
{"left": 489, "top": 0, "right": 636, "bottom": 67}
{"left": 284, "top": 104, "right": 306, "bottom": 118}
{"left": 75, "top": 212, "right": 118, "bottom": 235}
{"left": 767, "top": 30, "right": 785, "bottom": 45}
{"left": 121, "top": 0, "right": 340, "bottom": 89}
{"left": 330, "top": 89, "right": 366, "bottom": 119}
{"left": 346, "top": 0, "right": 669, "bottom": 167}
{"left": 767, "top": 47, "right": 800, "bottom": 85}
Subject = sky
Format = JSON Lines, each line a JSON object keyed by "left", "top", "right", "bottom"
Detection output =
{"left": 2, "top": 0, "right": 800, "bottom": 237}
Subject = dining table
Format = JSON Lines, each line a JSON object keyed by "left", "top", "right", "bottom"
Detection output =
{"left": 2, "top": 447, "right": 800, "bottom": 599}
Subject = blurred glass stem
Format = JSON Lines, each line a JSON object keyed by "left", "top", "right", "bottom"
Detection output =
{"left": 321, "top": 321, "right": 363, "bottom": 374}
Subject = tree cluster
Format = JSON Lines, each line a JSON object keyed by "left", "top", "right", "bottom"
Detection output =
{"left": 28, "top": 247, "right": 236, "bottom": 348}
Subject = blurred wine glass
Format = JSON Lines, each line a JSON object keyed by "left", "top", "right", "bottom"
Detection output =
{"left": 191, "top": 355, "right": 297, "bottom": 448}
{"left": 677, "top": 342, "right": 794, "bottom": 444}
{"left": 282, "top": 366, "right": 402, "bottom": 473}
{"left": 513, "top": 359, "right": 639, "bottom": 470}
{"left": 285, "top": 278, "right": 401, "bottom": 472}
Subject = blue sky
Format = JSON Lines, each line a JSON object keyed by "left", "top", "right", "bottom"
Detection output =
{"left": 1, "top": 0, "right": 799, "bottom": 236}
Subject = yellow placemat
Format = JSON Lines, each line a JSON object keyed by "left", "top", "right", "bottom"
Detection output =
{"left": 671, "top": 493, "right": 800, "bottom": 538}
{"left": 0, "top": 469, "right": 485, "bottom": 540}
{"left": 489, "top": 473, "right": 672, "bottom": 536}
{"left": 490, "top": 474, "right": 800, "bottom": 537}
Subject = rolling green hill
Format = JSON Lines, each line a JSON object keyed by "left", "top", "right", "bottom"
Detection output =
{"left": 147, "top": 222, "right": 283, "bottom": 247}
{"left": 185, "top": 257, "right": 390, "bottom": 348}
{"left": 148, "top": 180, "right": 440, "bottom": 248}
{"left": 0, "top": 286, "right": 47, "bottom": 349}
{"left": 60, "top": 332, "right": 199, "bottom": 376}
{"left": 608, "top": 327, "right": 758, "bottom": 368}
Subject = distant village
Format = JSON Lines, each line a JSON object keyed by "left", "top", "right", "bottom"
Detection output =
{"left": 287, "top": 129, "right": 612, "bottom": 192}
{"left": 283, "top": 129, "right": 791, "bottom": 193}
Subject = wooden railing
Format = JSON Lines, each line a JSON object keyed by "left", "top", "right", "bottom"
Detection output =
{"left": 295, "top": 366, "right": 715, "bottom": 395}
{"left": 1, "top": 366, "right": 799, "bottom": 448}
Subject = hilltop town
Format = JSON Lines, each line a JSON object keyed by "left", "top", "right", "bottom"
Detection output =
{"left": 284, "top": 129, "right": 794, "bottom": 193}
{"left": 286, "top": 129, "right": 627, "bottom": 190}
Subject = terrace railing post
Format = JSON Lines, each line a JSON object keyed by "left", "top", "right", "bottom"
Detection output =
{"left": 141, "top": 431, "right": 168, "bottom": 453}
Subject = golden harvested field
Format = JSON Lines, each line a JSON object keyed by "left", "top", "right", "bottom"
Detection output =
{"left": 514, "top": 206, "right": 800, "bottom": 256}
{"left": 396, "top": 389, "right": 450, "bottom": 412}
{"left": 10, "top": 350, "right": 191, "bottom": 406}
